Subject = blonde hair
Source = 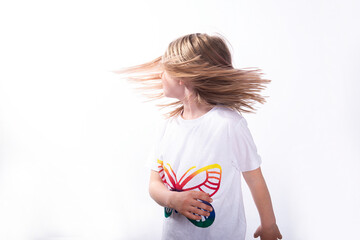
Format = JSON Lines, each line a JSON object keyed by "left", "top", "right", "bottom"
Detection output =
{"left": 113, "top": 33, "right": 271, "bottom": 119}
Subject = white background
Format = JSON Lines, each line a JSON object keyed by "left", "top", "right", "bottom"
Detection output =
{"left": 1, "top": 0, "right": 359, "bottom": 239}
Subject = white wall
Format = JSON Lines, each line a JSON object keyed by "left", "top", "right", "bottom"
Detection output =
{"left": 1, "top": 0, "right": 359, "bottom": 239}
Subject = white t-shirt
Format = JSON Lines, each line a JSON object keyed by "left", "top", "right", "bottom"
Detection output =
{"left": 147, "top": 104, "right": 262, "bottom": 240}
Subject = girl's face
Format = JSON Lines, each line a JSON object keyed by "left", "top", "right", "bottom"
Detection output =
{"left": 160, "top": 71, "right": 185, "bottom": 100}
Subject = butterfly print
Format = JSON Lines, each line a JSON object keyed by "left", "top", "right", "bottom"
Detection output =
{"left": 157, "top": 159, "right": 222, "bottom": 228}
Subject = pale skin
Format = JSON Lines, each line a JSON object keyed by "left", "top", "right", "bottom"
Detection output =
{"left": 149, "top": 71, "right": 282, "bottom": 239}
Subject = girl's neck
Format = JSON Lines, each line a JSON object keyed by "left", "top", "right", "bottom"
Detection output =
{"left": 181, "top": 103, "right": 214, "bottom": 120}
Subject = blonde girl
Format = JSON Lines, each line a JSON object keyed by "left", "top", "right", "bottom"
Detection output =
{"left": 115, "top": 33, "right": 282, "bottom": 240}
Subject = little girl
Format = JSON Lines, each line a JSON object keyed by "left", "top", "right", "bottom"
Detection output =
{"left": 116, "top": 33, "right": 282, "bottom": 240}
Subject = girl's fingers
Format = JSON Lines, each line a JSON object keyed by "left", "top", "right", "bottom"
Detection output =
{"left": 191, "top": 200, "right": 213, "bottom": 212}
{"left": 193, "top": 191, "right": 213, "bottom": 203}
{"left": 198, "top": 202, "right": 213, "bottom": 212}
{"left": 253, "top": 226, "right": 261, "bottom": 238}
{"left": 184, "top": 211, "right": 202, "bottom": 220}
{"left": 190, "top": 206, "right": 211, "bottom": 217}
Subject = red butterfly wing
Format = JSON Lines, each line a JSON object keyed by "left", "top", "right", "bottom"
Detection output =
{"left": 178, "top": 164, "right": 222, "bottom": 197}
{"left": 157, "top": 159, "right": 177, "bottom": 190}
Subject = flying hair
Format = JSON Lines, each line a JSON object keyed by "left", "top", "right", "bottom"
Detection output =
{"left": 112, "top": 32, "right": 271, "bottom": 119}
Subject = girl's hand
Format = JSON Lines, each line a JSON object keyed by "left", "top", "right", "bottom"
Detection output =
{"left": 169, "top": 191, "right": 213, "bottom": 220}
{"left": 254, "top": 223, "right": 282, "bottom": 240}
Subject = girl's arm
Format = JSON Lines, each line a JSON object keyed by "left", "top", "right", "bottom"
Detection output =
{"left": 242, "top": 167, "right": 282, "bottom": 240}
{"left": 149, "top": 170, "right": 213, "bottom": 220}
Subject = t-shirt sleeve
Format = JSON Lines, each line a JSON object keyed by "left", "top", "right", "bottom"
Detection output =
{"left": 231, "top": 117, "right": 262, "bottom": 172}
{"left": 145, "top": 119, "right": 167, "bottom": 172}
{"left": 146, "top": 142, "right": 159, "bottom": 172}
